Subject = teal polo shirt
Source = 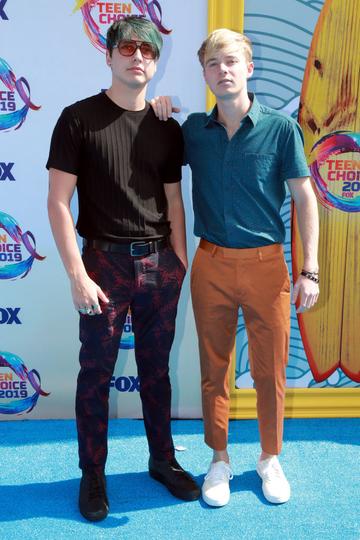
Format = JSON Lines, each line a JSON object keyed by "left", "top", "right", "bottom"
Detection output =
{"left": 182, "top": 94, "right": 310, "bottom": 248}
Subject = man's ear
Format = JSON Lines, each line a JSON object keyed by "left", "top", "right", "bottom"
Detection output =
{"left": 247, "top": 62, "right": 254, "bottom": 79}
{"left": 106, "top": 50, "right": 112, "bottom": 67}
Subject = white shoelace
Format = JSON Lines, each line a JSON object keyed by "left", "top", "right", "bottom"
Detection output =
{"left": 205, "top": 462, "right": 233, "bottom": 483}
{"left": 261, "top": 458, "right": 285, "bottom": 482}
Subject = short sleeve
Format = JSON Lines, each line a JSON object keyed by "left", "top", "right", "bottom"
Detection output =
{"left": 161, "top": 120, "right": 185, "bottom": 183}
{"left": 46, "top": 107, "right": 82, "bottom": 174}
{"left": 281, "top": 121, "right": 310, "bottom": 180}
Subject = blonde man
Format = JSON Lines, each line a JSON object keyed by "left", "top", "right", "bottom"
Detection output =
{"left": 153, "top": 28, "right": 319, "bottom": 507}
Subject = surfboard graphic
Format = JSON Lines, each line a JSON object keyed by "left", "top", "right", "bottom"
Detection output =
{"left": 292, "top": 0, "right": 360, "bottom": 382}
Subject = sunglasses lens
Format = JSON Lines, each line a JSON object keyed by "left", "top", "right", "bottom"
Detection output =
{"left": 118, "top": 41, "right": 137, "bottom": 56}
{"left": 140, "top": 43, "right": 156, "bottom": 59}
{"left": 118, "top": 41, "right": 156, "bottom": 59}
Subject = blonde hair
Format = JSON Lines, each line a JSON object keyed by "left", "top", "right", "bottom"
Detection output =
{"left": 198, "top": 28, "right": 253, "bottom": 67}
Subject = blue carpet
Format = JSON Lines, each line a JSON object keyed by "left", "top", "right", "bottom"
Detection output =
{"left": 0, "top": 419, "right": 359, "bottom": 539}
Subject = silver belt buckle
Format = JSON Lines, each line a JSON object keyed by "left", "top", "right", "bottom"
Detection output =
{"left": 130, "top": 241, "right": 149, "bottom": 257}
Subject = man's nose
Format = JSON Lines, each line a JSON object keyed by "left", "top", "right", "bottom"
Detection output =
{"left": 219, "top": 63, "right": 228, "bottom": 73}
{"left": 132, "top": 48, "right": 143, "bottom": 62}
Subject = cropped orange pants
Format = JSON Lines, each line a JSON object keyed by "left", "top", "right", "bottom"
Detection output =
{"left": 191, "top": 239, "right": 291, "bottom": 455}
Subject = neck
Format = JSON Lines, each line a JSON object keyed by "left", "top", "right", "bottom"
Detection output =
{"left": 216, "top": 90, "right": 252, "bottom": 130}
{"left": 106, "top": 80, "right": 147, "bottom": 111}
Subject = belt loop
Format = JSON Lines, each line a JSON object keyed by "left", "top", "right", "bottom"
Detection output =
{"left": 211, "top": 245, "right": 218, "bottom": 257}
{"left": 258, "top": 248, "right": 263, "bottom": 261}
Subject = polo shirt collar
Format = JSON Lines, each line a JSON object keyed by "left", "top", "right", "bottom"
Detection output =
{"left": 205, "top": 92, "right": 260, "bottom": 127}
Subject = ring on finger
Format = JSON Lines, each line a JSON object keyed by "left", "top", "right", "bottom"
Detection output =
{"left": 79, "top": 307, "right": 91, "bottom": 314}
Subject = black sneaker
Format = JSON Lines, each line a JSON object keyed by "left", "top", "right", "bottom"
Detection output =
{"left": 149, "top": 456, "right": 200, "bottom": 501}
{"left": 79, "top": 470, "right": 109, "bottom": 521}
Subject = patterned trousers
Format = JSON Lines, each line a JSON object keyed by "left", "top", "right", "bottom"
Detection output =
{"left": 76, "top": 245, "right": 186, "bottom": 471}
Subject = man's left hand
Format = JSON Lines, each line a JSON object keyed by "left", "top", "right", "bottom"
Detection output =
{"left": 291, "top": 275, "right": 319, "bottom": 313}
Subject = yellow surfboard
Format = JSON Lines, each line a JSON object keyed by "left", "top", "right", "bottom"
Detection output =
{"left": 292, "top": 0, "right": 360, "bottom": 382}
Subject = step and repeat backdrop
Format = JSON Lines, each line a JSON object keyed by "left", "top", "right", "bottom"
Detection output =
{"left": 0, "top": 0, "right": 207, "bottom": 419}
{"left": 1, "top": 0, "right": 359, "bottom": 421}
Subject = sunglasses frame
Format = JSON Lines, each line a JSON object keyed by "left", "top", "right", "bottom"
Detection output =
{"left": 116, "top": 40, "right": 158, "bottom": 60}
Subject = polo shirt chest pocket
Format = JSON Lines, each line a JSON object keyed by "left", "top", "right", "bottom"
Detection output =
{"left": 244, "top": 153, "right": 278, "bottom": 184}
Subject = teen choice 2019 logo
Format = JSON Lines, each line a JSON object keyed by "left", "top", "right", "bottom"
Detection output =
{"left": 73, "top": 0, "right": 171, "bottom": 53}
{"left": 309, "top": 131, "right": 360, "bottom": 212}
{"left": 0, "top": 57, "right": 40, "bottom": 132}
{"left": 0, "top": 211, "right": 45, "bottom": 280}
{"left": 0, "top": 351, "right": 49, "bottom": 415}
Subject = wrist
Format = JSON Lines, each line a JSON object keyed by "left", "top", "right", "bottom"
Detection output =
{"left": 68, "top": 267, "right": 88, "bottom": 282}
{"left": 300, "top": 269, "right": 319, "bottom": 284}
{"left": 302, "top": 267, "right": 319, "bottom": 274}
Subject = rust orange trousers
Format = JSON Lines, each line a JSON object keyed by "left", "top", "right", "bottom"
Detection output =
{"left": 191, "top": 239, "right": 291, "bottom": 455}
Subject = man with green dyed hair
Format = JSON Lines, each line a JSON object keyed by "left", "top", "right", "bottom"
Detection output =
{"left": 106, "top": 15, "right": 163, "bottom": 57}
{"left": 47, "top": 15, "right": 200, "bottom": 522}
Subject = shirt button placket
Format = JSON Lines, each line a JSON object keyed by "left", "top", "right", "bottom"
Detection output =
{"left": 223, "top": 142, "right": 233, "bottom": 244}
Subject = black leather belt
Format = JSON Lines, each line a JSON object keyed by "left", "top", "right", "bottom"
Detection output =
{"left": 83, "top": 237, "right": 169, "bottom": 257}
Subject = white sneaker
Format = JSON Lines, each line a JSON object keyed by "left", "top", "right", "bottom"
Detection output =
{"left": 256, "top": 456, "right": 291, "bottom": 504}
{"left": 202, "top": 461, "right": 233, "bottom": 507}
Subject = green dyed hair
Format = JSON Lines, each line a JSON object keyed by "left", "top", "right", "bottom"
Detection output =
{"left": 106, "top": 16, "right": 163, "bottom": 58}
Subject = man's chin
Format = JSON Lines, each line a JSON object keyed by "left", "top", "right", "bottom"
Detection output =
{"left": 213, "top": 90, "right": 238, "bottom": 101}
{"left": 125, "top": 79, "right": 148, "bottom": 90}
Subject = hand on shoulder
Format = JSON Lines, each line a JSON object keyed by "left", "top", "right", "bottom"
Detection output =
{"left": 150, "top": 96, "right": 180, "bottom": 121}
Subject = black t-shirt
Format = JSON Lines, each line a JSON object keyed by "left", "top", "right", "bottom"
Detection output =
{"left": 46, "top": 92, "right": 184, "bottom": 241}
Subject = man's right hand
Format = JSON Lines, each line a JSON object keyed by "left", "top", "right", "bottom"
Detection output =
{"left": 70, "top": 273, "right": 109, "bottom": 316}
{"left": 150, "top": 96, "right": 180, "bottom": 121}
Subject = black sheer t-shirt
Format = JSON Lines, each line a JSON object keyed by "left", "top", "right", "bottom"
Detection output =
{"left": 46, "top": 92, "right": 184, "bottom": 241}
